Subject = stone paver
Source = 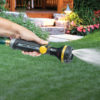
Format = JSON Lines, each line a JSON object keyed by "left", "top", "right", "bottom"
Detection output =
{"left": 48, "top": 34, "right": 83, "bottom": 42}
{"left": 41, "top": 27, "right": 65, "bottom": 35}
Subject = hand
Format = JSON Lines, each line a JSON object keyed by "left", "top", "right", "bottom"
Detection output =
{"left": 17, "top": 26, "right": 48, "bottom": 57}
{"left": 18, "top": 28, "right": 48, "bottom": 57}
{"left": 0, "top": 17, "right": 48, "bottom": 56}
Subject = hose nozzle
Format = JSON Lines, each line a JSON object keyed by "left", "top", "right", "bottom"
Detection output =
{"left": 0, "top": 38, "right": 73, "bottom": 63}
{"left": 48, "top": 45, "right": 73, "bottom": 63}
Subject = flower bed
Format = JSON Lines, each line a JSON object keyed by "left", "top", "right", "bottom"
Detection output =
{"left": 94, "top": 10, "right": 100, "bottom": 18}
{"left": 66, "top": 24, "right": 100, "bottom": 36}
{"left": 64, "top": 10, "right": 100, "bottom": 36}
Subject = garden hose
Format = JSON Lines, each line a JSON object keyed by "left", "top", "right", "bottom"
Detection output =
{"left": 0, "top": 38, "right": 73, "bottom": 63}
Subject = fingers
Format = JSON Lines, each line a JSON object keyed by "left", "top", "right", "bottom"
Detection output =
{"left": 22, "top": 51, "right": 41, "bottom": 57}
{"left": 19, "top": 29, "right": 48, "bottom": 45}
{"left": 35, "top": 39, "right": 48, "bottom": 45}
{"left": 33, "top": 36, "right": 48, "bottom": 45}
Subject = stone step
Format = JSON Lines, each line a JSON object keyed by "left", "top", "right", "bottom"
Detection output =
{"left": 29, "top": 18, "right": 66, "bottom": 35}
{"left": 26, "top": 11, "right": 54, "bottom": 18}
{"left": 41, "top": 27, "right": 65, "bottom": 35}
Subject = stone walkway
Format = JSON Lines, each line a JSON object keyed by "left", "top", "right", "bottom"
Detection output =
{"left": 48, "top": 34, "right": 83, "bottom": 42}
{"left": 41, "top": 27, "right": 65, "bottom": 35}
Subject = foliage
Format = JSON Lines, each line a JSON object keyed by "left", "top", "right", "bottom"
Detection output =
{"left": 68, "top": 12, "right": 83, "bottom": 26}
{"left": 94, "top": 10, "right": 100, "bottom": 19}
{"left": 58, "top": 12, "right": 83, "bottom": 26}
{"left": 75, "top": 6, "right": 95, "bottom": 25}
{"left": 0, "top": 0, "right": 6, "bottom": 11}
{"left": 74, "top": 0, "right": 100, "bottom": 25}
{"left": 67, "top": 0, "right": 100, "bottom": 35}
{"left": 74, "top": 0, "right": 100, "bottom": 11}
{"left": 0, "top": 12, "right": 49, "bottom": 40}
{"left": 0, "top": 6, "right": 6, "bottom": 11}
{"left": 0, "top": 0, "right": 6, "bottom": 4}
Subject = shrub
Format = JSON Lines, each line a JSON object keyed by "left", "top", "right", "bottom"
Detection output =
{"left": 0, "top": 0, "right": 6, "bottom": 4}
{"left": 0, "top": 12, "right": 49, "bottom": 40}
{"left": 0, "top": 0, "right": 6, "bottom": 11}
{"left": 74, "top": 0, "right": 100, "bottom": 11}
{"left": 69, "top": 12, "right": 83, "bottom": 26}
{"left": 74, "top": 0, "right": 100, "bottom": 25}
{"left": 57, "top": 12, "right": 83, "bottom": 27}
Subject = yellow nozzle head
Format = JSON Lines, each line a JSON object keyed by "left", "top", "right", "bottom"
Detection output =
{"left": 61, "top": 45, "right": 67, "bottom": 62}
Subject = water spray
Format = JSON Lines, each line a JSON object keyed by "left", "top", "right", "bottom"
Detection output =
{"left": 0, "top": 38, "right": 73, "bottom": 63}
{"left": 73, "top": 49, "right": 100, "bottom": 66}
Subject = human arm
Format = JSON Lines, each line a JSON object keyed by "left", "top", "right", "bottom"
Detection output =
{"left": 0, "top": 17, "right": 48, "bottom": 45}
{"left": 0, "top": 17, "right": 48, "bottom": 56}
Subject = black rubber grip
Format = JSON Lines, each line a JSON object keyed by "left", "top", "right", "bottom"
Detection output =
{"left": 11, "top": 39, "right": 41, "bottom": 52}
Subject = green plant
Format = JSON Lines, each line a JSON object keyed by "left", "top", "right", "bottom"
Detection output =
{"left": 58, "top": 12, "right": 82, "bottom": 27}
{"left": 75, "top": 7, "right": 95, "bottom": 25}
{"left": 74, "top": 0, "right": 100, "bottom": 25}
{"left": 0, "top": 0, "right": 6, "bottom": 4}
{"left": 0, "top": 12, "right": 49, "bottom": 40}
{"left": 75, "top": 8, "right": 95, "bottom": 25}
{"left": 69, "top": 12, "right": 83, "bottom": 25}
{"left": 0, "top": 0, "right": 6, "bottom": 11}
{"left": 74, "top": 0, "right": 100, "bottom": 11}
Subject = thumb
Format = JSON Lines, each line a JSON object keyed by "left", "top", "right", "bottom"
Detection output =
{"left": 32, "top": 35, "right": 48, "bottom": 45}
{"left": 39, "top": 39, "right": 48, "bottom": 45}
{"left": 34, "top": 38, "right": 48, "bottom": 45}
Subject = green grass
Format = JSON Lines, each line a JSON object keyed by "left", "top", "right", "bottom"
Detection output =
{"left": 0, "top": 30, "right": 100, "bottom": 100}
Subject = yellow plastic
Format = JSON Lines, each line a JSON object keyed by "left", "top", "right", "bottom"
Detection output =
{"left": 61, "top": 45, "right": 67, "bottom": 62}
{"left": 39, "top": 46, "right": 47, "bottom": 54}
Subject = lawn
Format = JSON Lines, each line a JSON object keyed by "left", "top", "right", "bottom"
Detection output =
{"left": 0, "top": 30, "right": 100, "bottom": 100}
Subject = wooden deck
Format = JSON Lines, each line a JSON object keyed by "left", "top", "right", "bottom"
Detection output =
{"left": 6, "top": 0, "right": 73, "bottom": 18}
{"left": 26, "top": 10, "right": 57, "bottom": 18}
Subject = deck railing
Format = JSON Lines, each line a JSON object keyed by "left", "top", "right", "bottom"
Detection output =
{"left": 6, "top": 0, "right": 10, "bottom": 10}
{"left": 6, "top": 0, "right": 15, "bottom": 11}
{"left": 5, "top": 0, "right": 73, "bottom": 13}
{"left": 34, "top": 0, "right": 43, "bottom": 8}
{"left": 16, "top": 0, "right": 25, "bottom": 8}
{"left": 34, "top": 0, "right": 57, "bottom": 8}
{"left": 46, "top": 0, "right": 57, "bottom": 7}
